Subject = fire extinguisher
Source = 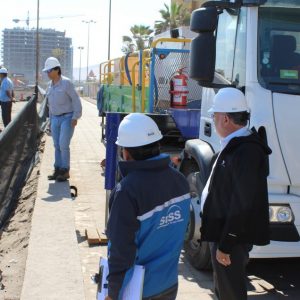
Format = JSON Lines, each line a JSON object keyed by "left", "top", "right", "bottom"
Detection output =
{"left": 169, "top": 68, "right": 189, "bottom": 108}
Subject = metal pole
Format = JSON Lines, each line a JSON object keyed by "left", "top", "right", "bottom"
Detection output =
{"left": 104, "top": 0, "right": 112, "bottom": 232}
{"left": 108, "top": 0, "right": 112, "bottom": 60}
{"left": 78, "top": 46, "right": 84, "bottom": 85}
{"left": 82, "top": 20, "right": 95, "bottom": 97}
{"left": 86, "top": 22, "right": 90, "bottom": 84}
{"left": 35, "top": 0, "right": 40, "bottom": 95}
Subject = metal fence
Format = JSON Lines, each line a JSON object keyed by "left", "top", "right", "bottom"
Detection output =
{"left": 151, "top": 49, "right": 202, "bottom": 111}
{"left": 97, "top": 38, "right": 203, "bottom": 113}
{"left": 0, "top": 92, "right": 48, "bottom": 229}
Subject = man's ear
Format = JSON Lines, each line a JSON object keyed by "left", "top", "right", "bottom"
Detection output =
{"left": 223, "top": 113, "right": 230, "bottom": 125}
{"left": 123, "top": 148, "right": 133, "bottom": 161}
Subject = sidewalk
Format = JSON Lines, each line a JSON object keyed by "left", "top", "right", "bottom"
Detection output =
{"left": 21, "top": 99, "right": 215, "bottom": 300}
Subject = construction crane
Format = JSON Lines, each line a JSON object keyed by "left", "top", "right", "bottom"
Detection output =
{"left": 12, "top": 11, "right": 84, "bottom": 29}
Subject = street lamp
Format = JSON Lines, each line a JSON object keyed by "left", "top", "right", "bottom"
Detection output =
{"left": 35, "top": 0, "right": 40, "bottom": 95}
{"left": 108, "top": 0, "right": 112, "bottom": 60}
{"left": 82, "top": 20, "right": 96, "bottom": 88}
{"left": 78, "top": 46, "right": 84, "bottom": 86}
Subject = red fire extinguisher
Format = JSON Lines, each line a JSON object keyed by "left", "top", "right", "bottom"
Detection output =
{"left": 169, "top": 68, "right": 189, "bottom": 108}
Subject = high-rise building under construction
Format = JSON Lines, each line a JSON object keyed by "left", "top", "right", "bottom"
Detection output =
{"left": 1, "top": 28, "right": 73, "bottom": 84}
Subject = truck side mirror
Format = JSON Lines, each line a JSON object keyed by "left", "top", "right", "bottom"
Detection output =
{"left": 190, "top": 7, "right": 218, "bottom": 87}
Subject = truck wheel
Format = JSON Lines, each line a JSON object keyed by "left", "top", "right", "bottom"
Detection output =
{"left": 184, "top": 171, "right": 212, "bottom": 270}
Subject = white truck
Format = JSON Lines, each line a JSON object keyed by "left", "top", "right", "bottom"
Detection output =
{"left": 182, "top": 0, "right": 300, "bottom": 269}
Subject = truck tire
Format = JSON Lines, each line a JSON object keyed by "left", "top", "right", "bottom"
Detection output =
{"left": 184, "top": 170, "right": 212, "bottom": 270}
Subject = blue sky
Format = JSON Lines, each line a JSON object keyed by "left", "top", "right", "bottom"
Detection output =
{"left": 1, "top": 0, "right": 169, "bottom": 69}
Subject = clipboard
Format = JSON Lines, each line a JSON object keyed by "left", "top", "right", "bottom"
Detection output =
{"left": 97, "top": 257, "right": 145, "bottom": 300}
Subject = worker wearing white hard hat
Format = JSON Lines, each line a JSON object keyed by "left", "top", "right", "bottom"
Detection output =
{"left": 43, "top": 57, "right": 82, "bottom": 182}
{"left": 208, "top": 87, "right": 250, "bottom": 139}
{"left": 105, "top": 113, "right": 191, "bottom": 300}
{"left": 208, "top": 87, "right": 250, "bottom": 114}
{"left": 42, "top": 57, "right": 61, "bottom": 72}
{"left": 0, "top": 67, "right": 8, "bottom": 74}
{"left": 0, "top": 67, "right": 14, "bottom": 128}
{"left": 116, "top": 112, "right": 163, "bottom": 148}
{"left": 201, "top": 87, "right": 271, "bottom": 300}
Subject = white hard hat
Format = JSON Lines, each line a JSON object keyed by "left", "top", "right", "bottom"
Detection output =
{"left": 0, "top": 67, "right": 8, "bottom": 74}
{"left": 43, "top": 57, "right": 61, "bottom": 72}
{"left": 116, "top": 113, "right": 163, "bottom": 147}
{"left": 208, "top": 88, "right": 249, "bottom": 113}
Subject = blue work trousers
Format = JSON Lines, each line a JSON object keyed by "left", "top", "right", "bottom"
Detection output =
{"left": 50, "top": 113, "right": 74, "bottom": 170}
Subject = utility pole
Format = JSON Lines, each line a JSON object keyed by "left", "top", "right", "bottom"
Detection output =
{"left": 108, "top": 0, "right": 112, "bottom": 60}
{"left": 82, "top": 20, "right": 96, "bottom": 97}
{"left": 35, "top": 0, "right": 40, "bottom": 96}
{"left": 78, "top": 46, "right": 84, "bottom": 86}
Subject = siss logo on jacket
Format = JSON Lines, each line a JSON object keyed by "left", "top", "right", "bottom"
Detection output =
{"left": 158, "top": 205, "right": 183, "bottom": 229}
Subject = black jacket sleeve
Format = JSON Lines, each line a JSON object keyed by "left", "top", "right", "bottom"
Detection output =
{"left": 218, "top": 145, "right": 264, "bottom": 253}
{"left": 107, "top": 183, "right": 139, "bottom": 300}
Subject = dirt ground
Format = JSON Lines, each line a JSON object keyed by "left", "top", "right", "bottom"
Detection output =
{"left": 0, "top": 90, "right": 49, "bottom": 299}
{"left": 0, "top": 140, "right": 44, "bottom": 300}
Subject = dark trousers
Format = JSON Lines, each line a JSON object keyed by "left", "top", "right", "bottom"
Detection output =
{"left": 210, "top": 243, "right": 251, "bottom": 300}
{"left": 143, "top": 284, "right": 178, "bottom": 300}
{"left": 0, "top": 101, "right": 12, "bottom": 127}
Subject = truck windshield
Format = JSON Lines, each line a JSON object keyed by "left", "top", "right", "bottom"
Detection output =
{"left": 258, "top": 6, "right": 300, "bottom": 94}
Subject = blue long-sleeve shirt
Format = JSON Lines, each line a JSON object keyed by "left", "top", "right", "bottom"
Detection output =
{"left": 0, "top": 77, "right": 14, "bottom": 102}
{"left": 46, "top": 76, "right": 82, "bottom": 120}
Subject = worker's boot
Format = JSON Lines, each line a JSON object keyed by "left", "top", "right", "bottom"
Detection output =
{"left": 48, "top": 168, "right": 60, "bottom": 180}
{"left": 56, "top": 168, "right": 70, "bottom": 182}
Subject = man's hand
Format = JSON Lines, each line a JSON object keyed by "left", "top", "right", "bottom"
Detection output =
{"left": 105, "top": 296, "right": 113, "bottom": 300}
{"left": 71, "top": 119, "right": 78, "bottom": 127}
{"left": 216, "top": 248, "right": 231, "bottom": 266}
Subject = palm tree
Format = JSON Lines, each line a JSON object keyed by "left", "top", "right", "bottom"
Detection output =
{"left": 155, "top": 3, "right": 190, "bottom": 35}
{"left": 122, "top": 25, "right": 154, "bottom": 54}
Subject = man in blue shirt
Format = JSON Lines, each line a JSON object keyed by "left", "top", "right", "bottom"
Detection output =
{"left": 43, "top": 57, "right": 82, "bottom": 182}
{"left": 105, "top": 113, "right": 191, "bottom": 300}
{"left": 0, "top": 67, "right": 14, "bottom": 127}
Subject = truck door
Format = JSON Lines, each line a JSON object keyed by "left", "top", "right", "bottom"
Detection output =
{"left": 257, "top": 6, "right": 300, "bottom": 187}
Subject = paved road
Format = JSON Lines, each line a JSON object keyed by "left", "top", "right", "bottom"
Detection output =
{"left": 247, "top": 258, "right": 300, "bottom": 299}
{"left": 80, "top": 98, "right": 300, "bottom": 300}
{"left": 176, "top": 255, "right": 300, "bottom": 299}
{"left": 19, "top": 97, "right": 300, "bottom": 299}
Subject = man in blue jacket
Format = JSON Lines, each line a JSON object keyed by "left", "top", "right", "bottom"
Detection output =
{"left": 105, "top": 113, "right": 191, "bottom": 300}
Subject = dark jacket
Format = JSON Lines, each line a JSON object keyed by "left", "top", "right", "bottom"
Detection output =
{"left": 107, "top": 154, "right": 190, "bottom": 300}
{"left": 201, "top": 129, "right": 272, "bottom": 254}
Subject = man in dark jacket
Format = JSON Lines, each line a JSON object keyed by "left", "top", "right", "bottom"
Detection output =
{"left": 105, "top": 113, "right": 191, "bottom": 300}
{"left": 200, "top": 88, "right": 271, "bottom": 300}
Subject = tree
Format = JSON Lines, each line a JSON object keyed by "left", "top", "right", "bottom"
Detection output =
{"left": 122, "top": 25, "right": 154, "bottom": 54}
{"left": 154, "top": 3, "right": 190, "bottom": 35}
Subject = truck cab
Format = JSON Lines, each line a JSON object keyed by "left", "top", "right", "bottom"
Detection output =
{"left": 183, "top": 0, "right": 300, "bottom": 269}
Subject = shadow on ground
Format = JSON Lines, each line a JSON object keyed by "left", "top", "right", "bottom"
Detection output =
{"left": 179, "top": 251, "right": 300, "bottom": 299}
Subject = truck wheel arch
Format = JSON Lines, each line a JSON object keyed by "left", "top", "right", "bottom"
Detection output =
{"left": 180, "top": 139, "right": 215, "bottom": 270}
